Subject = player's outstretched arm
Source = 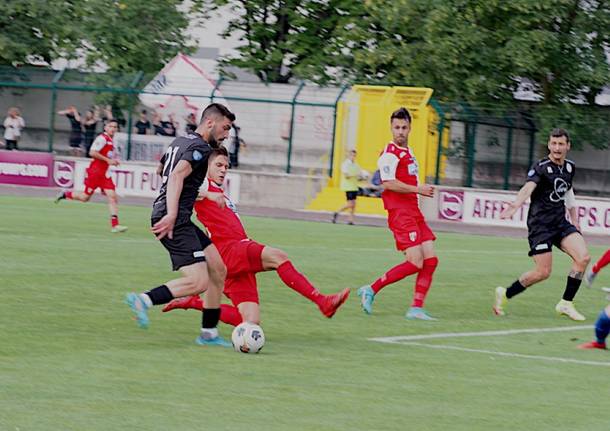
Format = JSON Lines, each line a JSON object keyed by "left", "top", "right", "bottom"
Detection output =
{"left": 501, "top": 181, "right": 536, "bottom": 219}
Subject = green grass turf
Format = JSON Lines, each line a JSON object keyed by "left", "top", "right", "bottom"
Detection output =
{"left": 1, "top": 195, "right": 609, "bottom": 431}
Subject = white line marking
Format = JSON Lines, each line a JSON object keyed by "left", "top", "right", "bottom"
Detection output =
{"left": 369, "top": 325, "right": 592, "bottom": 343}
{"left": 400, "top": 342, "right": 610, "bottom": 367}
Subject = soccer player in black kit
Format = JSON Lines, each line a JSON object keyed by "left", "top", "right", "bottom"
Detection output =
{"left": 493, "top": 128, "right": 591, "bottom": 321}
{"left": 126, "top": 103, "right": 236, "bottom": 347}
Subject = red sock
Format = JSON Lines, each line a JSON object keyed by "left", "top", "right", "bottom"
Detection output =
{"left": 220, "top": 304, "right": 243, "bottom": 326}
{"left": 371, "top": 261, "right": 420, "bottom": 294}
{"left": 111, "top": 215, "right": 119, "bottom": 228}
{"left": 276, "top": 261, "right": 322, "bottom": 305}
{"left": 65, "top": 191, "right": 73, "bottom": 199}
{"left": 412, "top": 257, "right": 439, "bottom": 307}
{"left": 593, "top": 250, "right": 610, "bottom": 274}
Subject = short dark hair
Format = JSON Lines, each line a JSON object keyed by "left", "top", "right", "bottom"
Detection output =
{"left": 106, "top": 119, "right": 119, "bottom": 126}
{"left": 141, "top": 109, "right": 147, "bottom": 115}
{"left": 210, "top": 146, "right": 229, "bottom": 160}
{"left": 390, "top": 107, "right": 411, "bottom": 123}
{"left": 200, "top": 103, "right": 235, "bottom": 124}
{"left": 550, "top": 128, "right": 570, "bottom": 143}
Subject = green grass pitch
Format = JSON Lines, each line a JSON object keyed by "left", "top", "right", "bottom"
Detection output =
{"left": 1, "top": 196, "right": 609, "bottom": 430}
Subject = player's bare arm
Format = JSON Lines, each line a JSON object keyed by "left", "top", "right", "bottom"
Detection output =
{"left": 90, "top": 149, "right": 119, "bottom": 166}
{"left": 156, "top": 162, "right": 163, "bottom": 176}
{"left": 565, "top": 189, "right": 580, "bottom": 231}
{"left": 382, "top": 180, "right": 434, "bottom": 197}
{"left": 151, "top": 160, "right": 192, "bottom": 240}
{"left": 500, "top": 181, "right": 537, "bottom": 219}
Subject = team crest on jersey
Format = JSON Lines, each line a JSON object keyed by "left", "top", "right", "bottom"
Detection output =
{"left": 408, "top": 160, "right": 419, "bottom": 176}
{"left": 409, "top": 231, "right": 417, "bottom": 242}
{"left": 547, "top": 166, "right": 553, "bottom": 173}
{"left": 400, "top": 152, "right": 407, "bottom": 158}
{"left": 566, "top": 163, "right": 572, "bottom": 173}
{"left": 528, "top": 169, "right": 535, "bottom": 177}
{"left": 193, "top": 150, "right": 203, "bottom": 161}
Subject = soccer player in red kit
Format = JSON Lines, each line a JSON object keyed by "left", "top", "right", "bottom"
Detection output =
{"left": 357, "top": 107, "right": 439, "bottom": 320}
{"left": 55, "top": 119, "right": 128, "bottom": 233}
{"left": 585, "top": 249, "right": 610, "bottom": 287}
{"left": 162, "top": 147, "right": 350, "bottom": 325}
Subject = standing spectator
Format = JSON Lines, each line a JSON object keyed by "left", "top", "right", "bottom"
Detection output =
{"left": 100, "top": 105, "right": 114, "bottom": 126}
{"left": 57, "top": 106, "right": 83, "bottom": 156}
{"left": 227, "top": 123, "right": 245, "bottom": 168}
{"left": 3, "top": 107, "right": 25, "bottom": 150}
{"left": 162, "top": 113, "right": 178, "bottom": 137}
{"left": 185, "top": 112, "right": 197, "bottom": 134}
{"left": 82, "top": 109, "right": 99, "bottom": 157}
{"left": 332, "top": 149, "right": 363, "bottom": 225}
{"left": 134, "top": 110, "right": 151, "bottom": 135}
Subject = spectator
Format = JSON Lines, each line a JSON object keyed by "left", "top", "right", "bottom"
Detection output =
{"left": 185, "top": 112, "right": 197, "bottom": 134}
{"left": 227, "top": 123, "right": 246, "bottom": 168}
{"left": 82, "top": 109, "right": 99, "bottom": 157}
{"left": 3, "top": 107, "right": 25, "bottom": 150}
{"left": 57, "top": 106, "right": 83, "bottom": 156}
{"left": 361, "top": 169, "right": 382, "bottom": 198}
{"left": 134, "top": 110, "right": 151, "bottom": 135}
{"left": 162, "top": 113, "right": 178, "bottom": 137}
{"left": 152, "top": 112, "right": 165, "bottom": 135}
{"left": 332, "top": 149, "right": 364, "bottom": 225}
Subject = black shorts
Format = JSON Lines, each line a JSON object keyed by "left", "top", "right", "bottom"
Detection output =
{"left": 527, "top": 221, "right": 580, "bottom": 256}
{"left": 345, "top": 191, "right": 358, "bottom": 201}
{"left": 152, "top": 219, "right": 212, "bottom": 270}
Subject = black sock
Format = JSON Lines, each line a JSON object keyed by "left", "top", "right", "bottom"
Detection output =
{"left": 145, "top": 285, "right": 174, "bottom": 305}
{"left": 201, "top": 308, "right": 221, "bottom": 329}
{"left": 506, "top": 280, "right": 526, "bottom": 299}
{"left": 562, "top": 276, "right": 582, "bottom": 301}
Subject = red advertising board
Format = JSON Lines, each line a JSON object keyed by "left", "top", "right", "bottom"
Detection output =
{"left": 0, "top": 150, "right": 54, "bottom": 187}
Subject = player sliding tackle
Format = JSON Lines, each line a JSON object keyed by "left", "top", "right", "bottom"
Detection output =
{"left": 357, "top": 107, "right": 439, "bottom": 321}
{"left": 494, "top": 128, "right": 591, "bottom": 321}
{"left": 163, "top": 147, "right": 350, "bottom": 324}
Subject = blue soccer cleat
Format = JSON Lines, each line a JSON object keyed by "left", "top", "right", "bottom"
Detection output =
{"left": 405, "top": 307, "right": 437, "bottom": 321}
{"left": 125, "top": 293, "right": 150, "bottom": 329}
{"left": 357, "top": 285, "right": 375, "bottom": 315}
{"left": 195, "top": 335, "right": 232, "bottom": 347}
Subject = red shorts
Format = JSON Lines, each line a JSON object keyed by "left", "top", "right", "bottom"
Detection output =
{"left": 387, "top": 208, "right": 436, "bottom": 251}
{"left": 224, "top": 272, "right": 259, "bottom": 306}
{"left": 84, "top": 169, "right": 115, "bottom": 195}
{"left": 218, "top": 239, "right": 265, "bottom": 278}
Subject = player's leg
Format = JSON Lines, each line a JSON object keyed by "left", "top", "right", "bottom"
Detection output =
{"left": 585, "top": 249, "right": 610, "bottom": 287}
{"left": 494, "top": 252, "right": 552, "bottom": 316}
{"left": 104, "top": 189, "right": 127, "bottom": 233}
{"left": 261, "top": 245, "right": 350, "bottom": 318}
{"left": 407, "top": 238, "right": 438, "bottom": 321}
{"left": 202, "top": 242, "right": 227, "bottom": 311}
{"left": 578, "top": 304, "right": 610, "bottom": 350}
{"left": 237, "top": 302, "right": 260, "bottom": 324}
{"left": 555, "top": 232, "right": 590, "bottom": 320}
{"left": 55, "top": 189, "right": 92, "bottom": 203}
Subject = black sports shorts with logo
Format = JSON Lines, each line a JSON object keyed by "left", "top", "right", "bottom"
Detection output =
{"left": 527, "top": 220, "right": 579, "bottom": 257}
{"left": 151, "top": 218, "right": 212, "bottom": 270}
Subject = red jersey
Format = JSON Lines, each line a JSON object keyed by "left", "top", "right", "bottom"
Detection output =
{"left": 194, "top": 179, "right": 247, "bottom": 246}
{"left": 88, "top": 133, "right": 114, "bottom": 174}
{"left": 377, "top": 142, "right": 420, "bottom": 211}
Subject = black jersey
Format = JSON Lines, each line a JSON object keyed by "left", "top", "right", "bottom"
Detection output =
{"left": 151, "top": 133, "right": 211, "bottom": 224}
{"left": 526, "top": 157, "right": 575, "bottom": 232}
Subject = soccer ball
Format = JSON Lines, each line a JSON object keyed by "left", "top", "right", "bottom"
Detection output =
{"left": 231, "top": 322, "right": 265, "bottom": 354}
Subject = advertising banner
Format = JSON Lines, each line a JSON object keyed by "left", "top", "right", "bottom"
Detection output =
{"left": 0, "top": 150, "right": 54, "bottom": 187}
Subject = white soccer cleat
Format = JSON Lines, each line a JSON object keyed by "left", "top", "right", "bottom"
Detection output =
{"left": 111, "top": 225, "right": 128, "bottom": 233}
{"left": 493, "top": 286, "right": 507, "bottom": 316}
{"left": 584, "top": 268, "right": 597, "bottom": 287}
{"left": 555, "top": 299, "right": 585, "bottom": 321}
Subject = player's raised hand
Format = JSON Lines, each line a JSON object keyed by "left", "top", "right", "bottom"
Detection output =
{"left": 151, "top": 214, "right": 176, "bottom": 240}
{"left": 418, "top": 184, "right": 434, "bottom": 197}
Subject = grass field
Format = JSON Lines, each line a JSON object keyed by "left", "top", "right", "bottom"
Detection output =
{"left": 1, "top": 195, "right": 609, "bottom": 431}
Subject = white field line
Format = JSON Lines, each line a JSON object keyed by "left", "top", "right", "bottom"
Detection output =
{"left": 399, "top": 342, "right": 610, "bottom": 367}
{"left": 369, "top": 325, "right": 592, "bottom": 343}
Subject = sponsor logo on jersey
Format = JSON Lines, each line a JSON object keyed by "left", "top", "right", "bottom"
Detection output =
{"left": 193, "top": 150, "right": 203, "bottom": 161}
{"left": 547, "top": 166, "right": 553, "bottom": 173}
{"left": 549, "top": 178, "right": 568, "bottom": 202}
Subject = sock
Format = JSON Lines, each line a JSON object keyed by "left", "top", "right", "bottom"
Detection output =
{"left": 201, "top": 307, "right": 221, "bottom": 330}
{"left": 594, "top": 309, "right": 610, "bottom": 344}
{"left": 371, "top": 261, "right": 420, "bottom": 294}
{"left": 65, "top": 191, "right": 73, "bottom": 200}
{"left": 412, "top": 257, "right": 438, "bottom": 308}
{"left": 220, "top": 304, "right": 243, "bottom": 326}
{"left": 562, "top": 276, "right": 581, "bottom": 301}
{"left": 144, "top": 285, "right": 173, "bottom": 305}
{"left": 111, "top": 215, "right": 119, "bottom": 228}
{"left": 506, "top": 280, "right": 526, "bottom": 299}
{"left": 592, "top": 250, "right": 610, "bottom": 274}
{"left": 277, "top": 261, "right": 322, "bottom": 305}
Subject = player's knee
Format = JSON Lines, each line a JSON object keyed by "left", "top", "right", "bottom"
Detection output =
{"left": 269, "top": 248, "right": 289, "bottom": 266}
{"left": 537, "top": 267, "right": 552, "bottom": 281}
{"left": 577, "top": 253, "right": 591, "bottom": 269}
{"left": 408, "top": 256, "right": 424, "bottom": 270}
{"left": 209, "top": 259, "right": 227, "bottom": 282}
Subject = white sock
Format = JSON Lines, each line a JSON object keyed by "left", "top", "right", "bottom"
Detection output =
{"left": 200, "top": 327, "right": 218, "bottom": 339}
{"left": 139, "top": 293, "right": 153, "bottom": 308}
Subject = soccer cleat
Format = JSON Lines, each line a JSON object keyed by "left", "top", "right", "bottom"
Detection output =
{"left": 125, "top": 293, "right": 150, "bottom": 329}
{"left": 331, "top": 212, "right": 338, "bottom": 224}
{"left": 54, "top": 191, "right": 66, "bottom": 204}
{"left": 162, "top": 295, "right": 203, "bottom": 312}
{"left": 577, "top": 340, "right": 607, "bottom": 350}
{"left": 317, "top": 288, "right": 351, "bottom": 318}
{"left": 405, "top": 307, "right": 437, "bottom": 321}
{"left": 584, "top": 268, "right": 597, "bottom": 287}
{"left": 555, "top": 299, "right": 586, "bottom": 321}
{"left": 493, "top": 286, "right": 507, "bottom": 316}
{"left": 357, "top": 285, "right": 375, "bottom": 315}
{"left": 195, "top": 335, "right": 231, "bottom": 347}
{"left": 111, "top": 225, "right": 128, "bottom": 233}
